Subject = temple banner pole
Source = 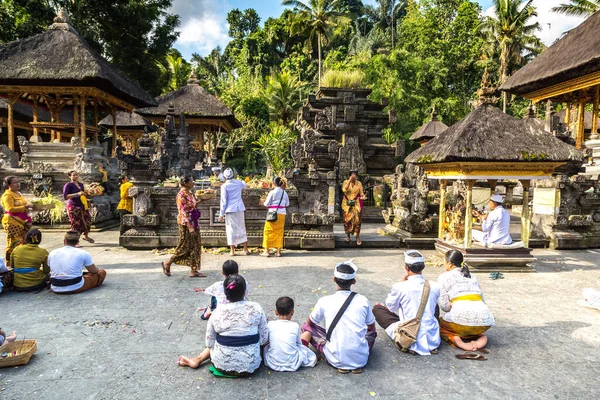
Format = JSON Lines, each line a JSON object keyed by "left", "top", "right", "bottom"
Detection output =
{"left": 576, "top": 98, "right": 586, "bottom": 149}
{"left": 438, "top": 179, "right": 448, "bottom": 239}
{"left": 464, "top": 180, "right": 474, "bottom": 248}
{"left": 521, "top": 180, "right": 531, "bottom": 247}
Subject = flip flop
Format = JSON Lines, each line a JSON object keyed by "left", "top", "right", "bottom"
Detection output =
{"left": 351, "top": 368, "right": 364, "bottom": 374}
{"left": 82, "top": 237, "right": 95, "bottom": 243}
{"left": 455, "top": 352, "right": 487, "bottom": 361}
{"left": 162, "top": 262, "right": 171, "bottom": 277}
{"left": 189, "top": 272, "right": 207, "bottom": 278}
{"left": 337, "top": 368, "right": 351, "bottom": 374}
{"left": 344, "top": 237, "right": 350, "bottom": 243}
{"left": 489, "top": 272, "right": 504, "bottom": 280}
{"left": 477, "top": 348, "right": 490, "bottom": 354}
{"left": 209, "top": 365, "right": 237, "bottom": 378}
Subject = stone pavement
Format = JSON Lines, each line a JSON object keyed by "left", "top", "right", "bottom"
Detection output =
{"left": 1, "top": 228, "right": 599, "bottom": 400}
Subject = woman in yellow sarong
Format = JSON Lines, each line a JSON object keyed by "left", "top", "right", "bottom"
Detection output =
{"left": 117, "top": 175, "right": 134, "bottom": 235}
{"left": 341, "top": 170, "right": 365, "bottom": 245}
{"left": 262, "top": 177, "right": 289, "bottom": 257}
{"left": 2, "top": 176, "right": 33, "bottom": 260}
{"left": 437, "top": 250, "right": 495, "bottom": 352}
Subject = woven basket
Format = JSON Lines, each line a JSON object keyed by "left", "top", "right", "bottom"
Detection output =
{"left": 164, "top": 182, "right": 179, "bottom": 188}
{"left": 197, "top": 192, "right": 217, "bottom": 201}
{"left": 0, "top": 340, "right": 37, "bottom": 368}
{"left": 31, "top": 203, "right": 55, "bottom": 211}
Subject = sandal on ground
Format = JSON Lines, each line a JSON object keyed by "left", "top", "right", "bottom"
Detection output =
{"left": 162, "top": 262, "right": 171, "bottom": 277}
{"left": 477, "top": 348, "right": 490, "bottom": 354}
{"left": 489, "top": 272, "right": 504, "bottom": 280}
{"left": 455, "top": 352, "right": 487, "bottom": 361}
{"left": 430, "top": 348, "right": 439, "bottom": 354}
{"left": 82, "top": 237, "right": 95, "bottom": 243}
{"left": 244, "top": 250, "right": 251, "bottom": 255}
{"left": 200, "top": 306, "right": 212, "bottom": 321}
{"left": 189, "top": 272, "right": 207, "bottom": 278}
{"left": 261, "top": 252, "right": 271, "bottom": 257}
{"left": 351, "top": 368, "right": 364, "bottom": 374}
{"left": 275, "top": 253, "right": 282, "bottom": 257}
{"left": 337, "top": 368, "right": 351, "bottom": 374}
{"left": 344, "top": 237, "right": 350, "bottom": 243}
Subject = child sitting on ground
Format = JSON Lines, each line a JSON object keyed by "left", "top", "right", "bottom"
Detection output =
{"left": 202, "top": 260, "right": 248, "bottom": 320}
{"left": 264, "top": 297, "right": 317, "bottom": 372}
{"left": 0, "top": 328, "right": 17, "bottom": 347}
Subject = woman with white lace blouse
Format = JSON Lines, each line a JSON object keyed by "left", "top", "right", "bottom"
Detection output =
{"left": 438, "top": 250, "right": 495, "bottom": 352}
{"left": 177, "top": 274, "right": 269, "bottom": 376}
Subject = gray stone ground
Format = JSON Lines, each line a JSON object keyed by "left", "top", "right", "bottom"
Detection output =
{"left": 1, "top": 227, "right": 599, "bottom": 400}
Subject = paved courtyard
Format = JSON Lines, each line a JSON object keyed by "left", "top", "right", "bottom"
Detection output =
{"left": 1, "top": 228, "right": 599, "bottom": 399}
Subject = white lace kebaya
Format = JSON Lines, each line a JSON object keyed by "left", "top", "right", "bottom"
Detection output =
{"left": 205, "top": 300, "right": 269, "bottom": 373}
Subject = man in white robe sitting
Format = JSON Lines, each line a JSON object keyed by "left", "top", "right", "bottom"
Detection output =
{"left": 472, "top": 193, "right": 512, "bottom": 245}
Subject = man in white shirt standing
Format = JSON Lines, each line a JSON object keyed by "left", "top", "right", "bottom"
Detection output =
{"left": 300, "top": 260, "right": 377, "bottom": 374}
{"left": 48, "top": 231, "right": 106, "bottom": 294}
{"left": 372, "top": 250, "right": 440, "bottom": 355}
{"left": 472, "top": 193, "right": 512, "bottom": 245}
{"left": 218, "top": 168, "right": 250, "bottom": 256}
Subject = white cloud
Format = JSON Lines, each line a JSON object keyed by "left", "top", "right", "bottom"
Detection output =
{"left": 483, "top": 0, "right": 586, "bottom": 46}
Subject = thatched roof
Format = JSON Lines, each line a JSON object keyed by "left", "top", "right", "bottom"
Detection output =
{"left": 405, "top": 105, "right": 583, "bottom": 164}
{"left": 98, "top": 111, "right": 152, "bottom": 129}
{"left": 410, "top": 110, "right": 448, "bottom": 141}
{"left": 554, "top": 109, "right": 599, "bottom": 130}
{"left": 0, "top": 98, "right": 73, "bottom": 123}
{"left": 0, "top": 12, "right": 156, "bottom": 108}
{"left": 500, "top": 11, "right": 600, "bottom": 96}
{"left": 136, "top": 73, "right": 241, "bottom": 129}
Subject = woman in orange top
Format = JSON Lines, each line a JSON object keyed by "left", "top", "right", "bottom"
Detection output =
{"left": 1, "top": 176, "right": 33, "bottom": 260}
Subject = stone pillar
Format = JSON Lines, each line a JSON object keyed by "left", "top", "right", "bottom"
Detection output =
{"left": 438, "top": 179, "right": 447, "bottom": 239}
{"left": 7, "top": 94, "right": 19, "bottom": 151}
{"left": 464, "top": 180, "right": 474, "bottom": 248}
{"left": 80, "top": 95, "right": 87, "bottom": 148}
{"left": 576, "top": 98, "right": 586, "bottom": 149}
{"left": 521, "top": 180, "right": 531, "bottom": 247}
{"left": 592, "top": 86, "right": 599, "bottom": 140}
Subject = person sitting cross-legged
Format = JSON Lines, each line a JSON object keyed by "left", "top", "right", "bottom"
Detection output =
{"left": 301, "top": 260, "right": 377, "bottom": 374}
{"left": 472, "top": 194, "right": 512, "bottom": 245}
{"left": 372, "top": 250, "right": 441, "bottom": 355}
{"left": 48, "top": 231, "right": 106, "bottom": 294}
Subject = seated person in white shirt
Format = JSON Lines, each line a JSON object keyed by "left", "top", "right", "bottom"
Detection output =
{"left": 300, "top": 260, "right": 377, "bottom": 374}
{"left": 264, "top": 296, "right": 317, "bottom": 371}
{"left": 372, "top": 250, "right": 441, "bottom": 355}
{"left": 471, "top": 194, "right": 512, "bottom": 245}
{"left": 48, "top": 231, "right": 106, "bottom": 294}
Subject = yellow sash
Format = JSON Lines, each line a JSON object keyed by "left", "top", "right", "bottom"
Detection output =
{"left": 452, "top": 294, "right": 482, "bottom": 302}
{"left": 80, "top": 195, "right": 89, "bottom": 210}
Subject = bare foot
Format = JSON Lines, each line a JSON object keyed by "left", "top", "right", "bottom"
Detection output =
{"left": 261, "top": 252, "right": 271, "bottom": 257}
{"left": 275, "top": 252, "right": 281, "bottom": 257}
{"left": 162, "top": 262, "right": 171, "bottom": 277}
{"left": 230, "top": 251, "right": 235, "bottom": 256}
{"left": 6, "top": 332, "right": 17, "bottom": 342}
{"left": 344, "top": 237, "right": 350, "bottom": 243}
{"left": 356, "top": 240, "right": 362, "bottom": 246}
{"left": 177, "top": 356, "right": 200, "bottom": 369}
{"left": 244, "top": 249, "right": 251, "bottom": 255}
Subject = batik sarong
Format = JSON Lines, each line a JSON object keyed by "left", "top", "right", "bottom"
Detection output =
{"left": 438, "top": 318, "right": 491, "bottom": 347}
{"left": 66, "top": 204, "right": 91, "bottom": 235}
{"left": 170, "top": 224, "right": 201, "bottom": 271}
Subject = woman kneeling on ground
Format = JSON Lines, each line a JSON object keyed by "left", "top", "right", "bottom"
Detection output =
{"left": 11, "top": 229, "right": 49, "bottom": 292}
{"left": 177, "top": 274, "right": 268, "bottom": 377}
{"left": 438, "top": 250, "right": 495, "bottom": 352}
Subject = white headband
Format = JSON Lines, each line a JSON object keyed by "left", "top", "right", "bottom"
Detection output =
{"left": 334, "top": 259, "right": 357, "bottom": 280}
{"left": 223, "top": 168, "right": 234, "bottom": 179}
{"left": 404, "top": 251, "right": 425, "bottom": 265}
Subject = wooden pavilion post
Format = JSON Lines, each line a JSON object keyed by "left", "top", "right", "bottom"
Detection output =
{"left": 93, "top": 99, "right": 99, "bottom": 143}
{"left": 575, "top": 98, "right": 586, "bottom": 149}
{"left": 111, "top": 109, "right": 118, "bottom": 158}
{"left": 207, "top": 126, "right": 213, "bottom": 158}
{"left": 73, "top": 96, "right": 80, "bottom": 138}
{"left": 592, "top": 86, "right": 599, "bottom": 139}
{"left": 464, "top": 180, "right": 474, "bottom": 248}
{"left": 6, "top": 93, "right": 20, "bottom": 151}
{"left": 80, "top": 95, "right": 87, "bottom": 148}
{"left": 565, "top": 101, "right": 571, "bottom": 127}
{"left": 438, "top": 179, "right": 448, "bottom": 239}
{"left": 198, "top": 125, "right": 205, "bottom": 151}
{"left": 32, "top": 95, "right": 40, "bottom": 141}
{"left": 520, "top": 180, "right": 531, "bottom": 247}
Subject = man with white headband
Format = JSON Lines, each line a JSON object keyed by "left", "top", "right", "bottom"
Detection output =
{"left": 300, "top": 260, "right": 377, "bottom": 374}
{"left": 471, "top": 193, "right": 512, "bottom": 245}
{"left": 218, "top": 168, "right": 250, "bottom": 256}
{"left": 372, "top": 250, "right": 440, "bottom": 355}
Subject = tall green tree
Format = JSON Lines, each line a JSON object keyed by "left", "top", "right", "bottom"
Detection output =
{"left": 264, "top": 71, "right": 305, "bottom": 125}
{"left": 156, "top": 50, "right": 191, "bottom": 93}
{"left": 282, "top": 0, "right": 350, "bottom": 87}
{"left": 481, "top": 0, "right": 543, "bottom": 112}
{"left": 551, "top": 0, "right": 600, "bottom": 17}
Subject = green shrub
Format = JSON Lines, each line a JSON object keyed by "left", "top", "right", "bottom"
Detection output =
{"left": 321, "top": 70, "right": 366, "bottom": 89}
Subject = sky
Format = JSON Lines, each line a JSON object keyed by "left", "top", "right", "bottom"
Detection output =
{"left": 170, "top": 0, "right": 586, "bottom": 60}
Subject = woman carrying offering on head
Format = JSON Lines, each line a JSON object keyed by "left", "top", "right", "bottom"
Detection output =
{"left": 438, "top": 250, "right": 495, "bottom": 352}
{"left": 341, "top": 170, "right": 366, "bottom": 246}
{"left": 161, "top": 176, "right": 204, "bottom": 278}
{"left": 218, "top": 168, "right": 250, "bottom": 256}
{"left": 177, "top": 274, "right": 269, "bottom": 377}
{"left": 117, "top": 175, "right": 133, "bottom": 235}
{"left": 262, "top": 177, "right": 289, "bottom": 257}
{"left": 2, "top": 176, "right": 33, "bottom": 260}
{"left": 11, "top": 229, "right": 49, "bottom": 292}
{"left": 63, "top": 171, "right": 94, "bottom": 243}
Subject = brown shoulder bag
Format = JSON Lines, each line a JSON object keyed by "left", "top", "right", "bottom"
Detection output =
{"left": 393, "top": 280, "right": 430, "bottom": 352}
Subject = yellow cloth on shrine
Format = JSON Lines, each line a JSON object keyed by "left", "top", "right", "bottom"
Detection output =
{"left": 117, "top": 182, "right": 134, "bottom": 213}
{"left": 263, "top": 213, "right": 285, "bottom": 249}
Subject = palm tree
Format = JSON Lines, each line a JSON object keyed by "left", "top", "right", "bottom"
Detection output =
{"left": 552, "top": 0, "right": 599, "bottom": 17}
{"left": 482, "top": 0, "right": 543, "bottom": 112}
{"left": 264, "top": 71, "right": 305, "bottom": 125}
{"left": 157, "top": 52, "right": 191, "bottom": 93}
{"left": 282, "top": 0, "right": 350, "bottom": 87}
{"left": 365, "top": 0, "right": 407, "bottom": 49}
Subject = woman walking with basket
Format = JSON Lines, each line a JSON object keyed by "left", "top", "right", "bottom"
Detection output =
{"left": 262, "top": 177, "right": 289, "bottom": 257}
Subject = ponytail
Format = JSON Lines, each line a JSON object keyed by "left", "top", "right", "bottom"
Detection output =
{"left": 445, "top": 250, "right": 470, "bottom": 277}
{"left": 460, "top": 264, "right": 471, "bottom": 278}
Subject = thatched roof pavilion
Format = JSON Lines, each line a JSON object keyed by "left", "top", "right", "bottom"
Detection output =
{"left": 0, "top": 9, "right": 156, "bottom": 152}
{"left": 98, "top": 111, "right": 153, "bottom": 154}
{"left": 0, "top": 98, "right": 73, "bottom": 138}
{"left": 409, "top": 108, "right": 448, "bottom": 145}
{"left": 136, "top": 71, "right": 240, "bottom": 157}
{"left": 406, "top": 103, "right": 583, "bottom": 250}
{"left": 500, "top": 11, "right": 600, "bottom": 148}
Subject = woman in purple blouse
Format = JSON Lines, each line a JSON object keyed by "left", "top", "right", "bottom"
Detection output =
{"left": 63, "top": 171, "right": 94, "bottom": 243}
